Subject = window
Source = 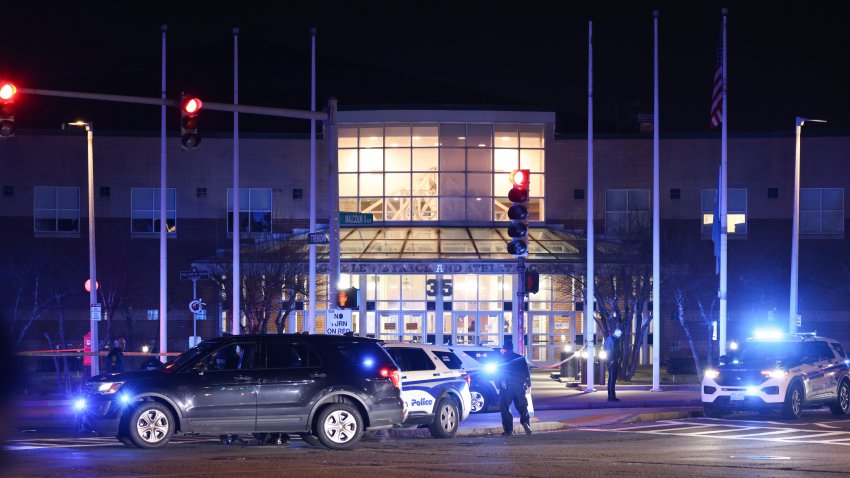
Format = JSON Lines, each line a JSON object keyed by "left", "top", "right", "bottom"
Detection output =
{"left": 385, "top": 347, "right": 436, "bottom": 371}
{"left": 196, "top": 187, "right": 207, "bottom": 198}
{"left": 147, "top": 309, "right": 159, "bottom": 320}
{"left": 3, "top": 185, "right": 13, "bottom": 196}
{"left": 99, "top": 186, "right": 110, "bottom": 198}
{"left": 292, "top": 188, "right": 304, "bottom": 199}
{"left": 801, "top": 188, "right": 843, "bottom": 235}
{"left": 227, "top": 188, "right": 272, "bottom": 234}
{"left": 670, "top": 188, "right": 681, "bottom": 200}
{"left": 605, "top": 189, "right": 649, "bottom": 235}
{"left": 265, "top": 343, "right": 320, "bottom": 369}
{"left": 768, "top": 187, "right": 778, "bottom": 199}
{"left": 338, "top": 122, "right": 545, "bottom": 223}
{"left": 206, "top": 342, "right": 259, "bottom": 370}
{"left": 574, "top": 189, "right": 585, "bottom": 200}
{"left": 432, "top": 351, "right": 463, "bottom": 369}
{"left": 131, "top": 188, "right": 176, "bottom": 234}
{"left": 34, "top": 186, "right": 79, "bottom": 233}
{"left": 701, "top": 189, "right": 747, "bottom": 236}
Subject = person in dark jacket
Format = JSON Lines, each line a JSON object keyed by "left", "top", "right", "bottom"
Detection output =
{"left": 604, "top": 328, "right": 623, "bottom": 402}
{"left": 104, "top": 337, "right": 125, "bottom": 373}
{"left": 497, "top": 340, "right": 532, "bottom": 436}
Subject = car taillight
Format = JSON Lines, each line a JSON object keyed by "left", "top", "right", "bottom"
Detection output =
{"left": 379, "top": 367, "right": 401, "bottom": 389}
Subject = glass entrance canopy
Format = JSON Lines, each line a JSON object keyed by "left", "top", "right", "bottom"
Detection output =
{"left": 340, "top": 227, "right": 580, "bottom": 261}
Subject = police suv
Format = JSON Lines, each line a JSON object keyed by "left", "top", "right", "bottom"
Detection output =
{"left": 702, "top": 332, "right": 850, "bottom": 419}
{"left": 382, "top": 343, "right": 472, "bottom": 438}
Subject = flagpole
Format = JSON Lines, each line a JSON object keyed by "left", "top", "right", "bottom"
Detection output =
{"left": 651, "top": 10, "right": 661, "bottom": 392}
{"left": 308, "top": 27, "right": 317, "bottom": 334}
{"left": 585, "top": 20, "right": 596, "bottom": 393}
{"left": 232, "top": 27, "right": 241, "bottom": 336}
{"left": 719, "top": 8, "right": 728, "bottom": 356}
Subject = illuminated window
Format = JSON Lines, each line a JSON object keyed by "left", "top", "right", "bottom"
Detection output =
{"left": 338, "top": 122, "right": 545, "bottom": 222}
{"left": 801, "top": 188, "right": 843, "bottom": 236}
{"left": 227, "top": 188, "right": 272, "bottom": 234}
{"left": 701, "top": 189, "right": 747, "bottom": 235}
{"left": 131, "top": 188, "right": 177, "bottom": 234}
{"left": 34, "top": 186, "right": 79, "bottom": 233}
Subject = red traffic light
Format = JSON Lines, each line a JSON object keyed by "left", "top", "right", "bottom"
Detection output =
{"left": 182, "top": 97, "right": 202, "bottom": 114}
{"left": 0, "top": 82, "right": 16, "bottom": 101}
{"left": 509, "top": 169, "right": 529, "bottom": 188}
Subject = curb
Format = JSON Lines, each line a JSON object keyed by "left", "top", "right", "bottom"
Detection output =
{"left": 624, "top": 409, "right": 703, "bottom": 423}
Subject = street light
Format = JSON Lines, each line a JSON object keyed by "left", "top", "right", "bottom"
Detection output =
{"left": 64, "top": 120, "right": 99, "bottom": 376}
{"left": 790, "top": 116, "right": 826, "bottom": 334}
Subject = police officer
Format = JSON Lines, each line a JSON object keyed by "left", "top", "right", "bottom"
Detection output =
{"left": 497, "top": 340, "right": 532, "bottom": 436}
{"left": 605, "top": 328, "right": 623, "bottom": 402}
{"left": 104, "top": 337, "right": 125, "bottom": 373}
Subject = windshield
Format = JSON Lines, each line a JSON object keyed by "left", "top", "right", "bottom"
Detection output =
{"left": 161, "top": 341, "right": 217, "bottom": 372}
{"left": 736, "top": 341, "right": 801, "bottom": 367}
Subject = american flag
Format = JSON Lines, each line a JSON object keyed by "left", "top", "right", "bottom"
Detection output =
{"left": 710, "top": 37, "right": 723, "bottom": 128}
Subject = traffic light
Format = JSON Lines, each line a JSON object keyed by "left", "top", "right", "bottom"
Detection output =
{"left": 180, "top": 94, "right": 202, "bottom": 149}
{"left": 526, "top": 269, "right": 540, "bottom": 294}
{"left": 0, "top": 81, "right": 17, "bottom": 138}
{"left": 336, "top": 287, "right": 359, "bottom": 309}
{"left": 506, "top": 169, "right": 530, "bottom": 256}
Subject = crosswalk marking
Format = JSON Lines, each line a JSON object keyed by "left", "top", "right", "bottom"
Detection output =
{"left": 585, "top": 419, "right": 850, "bottom": 447}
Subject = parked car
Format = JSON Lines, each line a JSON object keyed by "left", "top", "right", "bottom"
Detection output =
{"left": 447, "top": 345, "right": 501, "bottom": 413}
{"left": 382, "top": 342, "right": 472, "bottom": 438}
{"left": 78, "top": 334, "right": 405, "bottom": 449}
{"left": 702, "top": 332, "right": 850, "bottom": 419}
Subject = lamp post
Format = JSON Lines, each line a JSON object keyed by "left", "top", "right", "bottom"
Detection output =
{"left": 790, "top": 116, "right": 826, "bottom": 334}
{"left": 66, "top": 120, "right": 99, "bottom": 376}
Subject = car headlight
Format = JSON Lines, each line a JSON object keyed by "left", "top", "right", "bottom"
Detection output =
{"left": 704, "top": 369, "right": 720, "bottom": 380}
{"left": 96, "top": 382, "right": 124, "bottom": 394}
{"left": 761, "top": 368, "right": 787, "bottom": 379}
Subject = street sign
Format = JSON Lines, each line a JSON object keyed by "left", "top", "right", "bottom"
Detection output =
{"left": 339, "top": 212, "right": 373, "bottom": 225}
{"left": 180, "top": 267, "right": 210, "bottom": 281}
{"left": 189, "top": 299, "right": 206, "bottom": 314}
{"left": 326, "top": 309, "right": 353, "bottom": 335}
{"left": 90, "top": 304, "right": 102, "bottom": 321}
{"left": 309, "top": 231, "right": 329, "bottom": 244}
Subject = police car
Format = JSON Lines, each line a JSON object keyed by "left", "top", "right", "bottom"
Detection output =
{"left": 447, "top": 345, "right": 501, "bottom": 413}
{"left": 382, "top": 343, "right": 472, "bottom": 438}
{"left": 702, "top": 331, "right": 850, "bottom": 419}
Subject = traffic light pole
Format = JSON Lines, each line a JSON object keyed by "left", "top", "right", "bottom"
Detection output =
{"left": 517, "top": 256, "right": 526, "bottom": 357}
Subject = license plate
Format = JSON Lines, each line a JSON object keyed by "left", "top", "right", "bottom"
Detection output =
{"left": 730, "top": 392, "right": 745, "bottom": 401}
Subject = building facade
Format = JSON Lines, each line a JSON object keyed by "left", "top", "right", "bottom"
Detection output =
{"left": 2, "top": 110, "right": 850, "bottom": 366}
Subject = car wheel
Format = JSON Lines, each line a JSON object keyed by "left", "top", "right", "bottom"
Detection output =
{"left": 299, "top": 433, "right": 322, "bottom": 447}
{"left": 783, "top": 382, "right": 804, "bottom": 419}
{"left": 116, "top": 433, "right": 134, "bottom": 447}
{"left": 127, "top": 402, "right": 174, "bottom": 448}
{"left": 830, "top": 380, "right": 850, "bottom": 416}
{"left": 470, "top": 387, "right": 491, "bottom": 413}
{"left": 428, "top": 397, "right": 459, "bottom": 438}
{"left": 703, "top": 404, "right": 725, "bottom": 419}
{"left": 314, "top": 403, "right": 363, "bottom": 450}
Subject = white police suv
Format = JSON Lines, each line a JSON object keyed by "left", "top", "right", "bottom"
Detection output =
{"left": 383, "top": 343, "right": 472, "bottom": 438}
{"left": 702, "top": 332, "right": 850, "bottom": 419}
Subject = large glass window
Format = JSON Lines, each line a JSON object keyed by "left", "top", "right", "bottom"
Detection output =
{"left": 34, "top": 186, "right": 79, "bottom": 233}
{"left": 227, "top": 188, "right": 272, "bottom": 234}
{"left": 801, "top": 188, "right": 844, "bottom": 235}
{"left": 338, "top": 122, "right": 545, "bottom": 222}
{"left": 131, "top": 188, "right": 176, "bottom": 234}
{"left": 605, "top": 189, "right": 650, "bottom": 236}
{"left": 701, "top": 189, "right": 748, "bottom": 236}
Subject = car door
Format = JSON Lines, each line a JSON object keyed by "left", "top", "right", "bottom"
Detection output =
{"left": 800, "top": 341, "right": 829, "bottom": 402}
{"left": 386, "top": 347, "right": 441, "bottom": 415}
{"left": 181, "top": 340, "right": 260, "bottom": 432}
{"left": 255, "top": 339, "right": 331, "bottom": 431}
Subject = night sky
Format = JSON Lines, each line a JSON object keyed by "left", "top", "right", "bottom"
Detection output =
{"left": 2, "top": 1, "right": 848, "bottom": 135}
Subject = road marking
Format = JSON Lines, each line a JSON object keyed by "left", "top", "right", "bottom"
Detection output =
{"left": 3, "top": 435, "right": 218, "bottom": 451}
{"left": 584, "top": 419, "right": 850, "bottom": 447}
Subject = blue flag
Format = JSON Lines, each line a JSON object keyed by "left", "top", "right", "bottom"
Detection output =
{"left": 712, "top": 165, "right": 721, "bottom": 275}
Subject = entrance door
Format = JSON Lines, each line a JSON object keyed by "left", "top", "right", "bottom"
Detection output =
{"left": 401, "top": 313, "right": 425, "bottom": 343}
{"left": 529, "top": 314, "right": 549, "bottom": 362}
{"left": 453, "top": 313, "right": 477, "bottom": 345}
{"left": 552, "top": 313, "right": 573, "bottom": 364}
{"left": 378, "top": 313, "right": 400, "bottom": 342}
{"left": 477, "top": 313, "right": 502, "bottom": 347}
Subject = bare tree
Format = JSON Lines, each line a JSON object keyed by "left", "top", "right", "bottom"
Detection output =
{"left": 205, "top": 234, "right": 315, "bottom": 334}
{"left": 548, "top": 220, "right": 653, "bottom": 381}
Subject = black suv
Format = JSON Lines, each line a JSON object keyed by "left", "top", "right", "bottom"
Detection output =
{"left": 80, "top": 334, "right": 405, "bottom": 449}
